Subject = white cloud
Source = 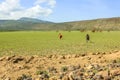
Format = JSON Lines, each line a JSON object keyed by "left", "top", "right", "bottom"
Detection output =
{"left": 35, "top": 0, "right": 47, "bottom": 5}
{"left": 0, "top": 0, "right": 56, "bottom": 19}
{"left": 48, "top": 0, "right": 56, "bottom": 8}
{"left": 35, "top": 0, "right": 56, "bottom": 8}
{"left": 0, "top": 0, "right": 22, "bottom": 13}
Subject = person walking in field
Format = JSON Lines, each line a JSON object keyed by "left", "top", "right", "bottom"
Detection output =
{"left": 86, "top": 34, "right": 90, "bottom": 43}
{"left": 59, "top": 33, "right": 63, "bottom": 39}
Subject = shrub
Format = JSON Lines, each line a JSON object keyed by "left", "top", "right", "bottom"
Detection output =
{"left": 36, "top": 70, "right": 48, "bottom": 75}
{"left": 61, "top": 66, "right": 68, "bottom": 72}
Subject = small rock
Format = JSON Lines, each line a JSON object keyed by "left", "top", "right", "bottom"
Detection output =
{"left": 76, "top": 71, "right": 84, "bottom": 76}
{"left": 111, "top": 70, "right": 120, "bottom": 76}
{"left": 92, "top": 53, "right": 96, "bottom": 55}
{"left": 6, "top": 55, "right": 15, "bottom": 61}
{"left": 61, "top": 66, "right": 68, "bottom": 72}
{"left": 80, "top": 53, "right": 86, "bottom": 57}
{"left": 68, "top": 72, "right": 74, "bottom": 80}
{"left": 112, "top": 60, "right": 117, "bottom": 63}
{"left": 6, "top": 56, "right": 11, "bottom": 61}
{"left": 102, "top": 52, "right": 106, "bottom": 55}
{"left": 73, "top": 54, "right": 80, "bottom": 58}
{"left": 68, "top": 65, "right": 76, "bottom": 71}
{"left": 98, "top": 56, "right": 102, "bottom": 59}
{"left": 86, "top": 65, "right": 93, "bottom": 70}
{"left": 87, "top": 57, "right": 91, "bottom": 60}
{"left": 75, "top": 64, "right": 81, "bottom": 69}
{"left": 59, "top": 73, "right": 65, "bottom": 79}
{"left": 26, "top": 56, "right": 34, "bottom": 63}
{"left": 65, "top": 55, "right": 71, "bottom": 59}
{"left": 0, "top": 57, "right": 5, "bottom": 61}
{"left": 5, "top": 77, "right": 11, "bottom": 80}
{"left": 104, "top": 76, "right": 111, "bottom": 80}
{"left": 93, "top": 75, "right": 104, "bottom": 79}
{"left": 47, "top": 55, "right": 53, "bottom": 58}
{"left": 17, "top": 74, "right": 32, "bottom": 80}
{"left": 59, "top": 61, "right": 62, "bottom": 64}
{"left": 13, "top": 57, "right": 24, "bottom": 63}
{"left": 62, "top": 75, "right": 69, "bottom": 80}
{"left": 96, "top": 52, "right": 101, "bottom": 55}
{"left": 52, "top": 55, "right": 58, "bottom": 59}
{"left": 49, "top": 76, "right": 58, "bottom": 80}
{"left": 48, "top": 67, "right": 57, "bottom": 73}
{"left": 79, "top": 68, "right": 85, "bottom": 72}
{"left": 59, "top": 55, "right": 66, "bottom": 59}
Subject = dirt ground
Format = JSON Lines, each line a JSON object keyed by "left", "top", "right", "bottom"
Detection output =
{"left": 0, "top": 51, "right": 120, "bottom": 80}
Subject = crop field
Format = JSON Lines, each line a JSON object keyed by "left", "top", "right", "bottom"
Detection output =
{"left": 0, "top": 31, "right": 120, "bottom": 56}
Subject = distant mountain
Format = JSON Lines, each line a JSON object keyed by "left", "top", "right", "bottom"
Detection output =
{"left": 18, "top": 17, "right": 53, "bottom": 23}
{"left": 0, "top": 17, "right": 55, "bottom": 31}
{"left": 0, "top": 17, "right": 120, "bottom": 31}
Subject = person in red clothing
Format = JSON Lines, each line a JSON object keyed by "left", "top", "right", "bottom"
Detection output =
{"left": 59, "top": 33, "right": 63, "bottom": 39}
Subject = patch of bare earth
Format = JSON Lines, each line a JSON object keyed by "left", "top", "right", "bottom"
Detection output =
{"left": 0, "top": 51, "right": 120, "bottom": 80}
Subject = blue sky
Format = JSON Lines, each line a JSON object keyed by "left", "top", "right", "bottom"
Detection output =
{"left": 0, "top": 0, "right": 120, "bottom": 22}
{"left": 46, "top": 0, "right": 120, "bottom": 22}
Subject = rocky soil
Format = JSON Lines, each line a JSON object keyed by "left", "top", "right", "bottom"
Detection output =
{"left": 0, "top": 51, "right": 120, "bottom": 80}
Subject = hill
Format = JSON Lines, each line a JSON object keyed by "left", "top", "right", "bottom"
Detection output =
{"left": 18, "top": 17, "right": 53, "bottom": 23}
{"left": 0, "top": 17, "right": 55, "bottom": 31}
{"left": 0, "top": 17, "right": 120, "bottom": 31}
{"left": 65, "top": 17, "right": 120, "bottom": 31}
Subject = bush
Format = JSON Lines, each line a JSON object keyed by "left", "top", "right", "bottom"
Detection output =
{"left": 61, "top": 66, "right": 68, "bottom": 72}
{"left": 36, "top": 70, "right": 48, "bottom": 75}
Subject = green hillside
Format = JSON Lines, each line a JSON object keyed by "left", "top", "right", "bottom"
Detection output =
{"left": 0, "top": 17, "right": 120, "bottom": 31}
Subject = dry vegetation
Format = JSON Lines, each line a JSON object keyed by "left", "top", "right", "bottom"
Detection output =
{"left": 0, "top": 51, "right": 120, "bottom": 80}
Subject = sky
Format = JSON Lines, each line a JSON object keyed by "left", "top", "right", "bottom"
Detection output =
{"left": 0, "top": 0, "right": 120, "bottom": 22}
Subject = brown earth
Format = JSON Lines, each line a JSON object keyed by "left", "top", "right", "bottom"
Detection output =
{"left": 0, "top": 51, "right": 120, "bottom": 80}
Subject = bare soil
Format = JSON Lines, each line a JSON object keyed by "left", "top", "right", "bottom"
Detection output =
{"left": 0, "top": 51, "right": 120, "bottom": 80}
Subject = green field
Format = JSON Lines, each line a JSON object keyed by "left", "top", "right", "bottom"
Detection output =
{"left": 0, "top": 31, "right": 120, "bottom": 56}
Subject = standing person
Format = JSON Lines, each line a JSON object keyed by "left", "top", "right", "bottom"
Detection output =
{"left": 86, "top": 34, "right": 90, "bottom": 43}
{"left": 59, "top": 33, "right": 63, "bottom": 39}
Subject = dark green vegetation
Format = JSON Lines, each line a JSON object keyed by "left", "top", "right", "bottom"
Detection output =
{"left": 0, "top": 17, "right": 120, "bottom": 31}
{"left": 0, "top": 31, "right": 120, "bottom": 56}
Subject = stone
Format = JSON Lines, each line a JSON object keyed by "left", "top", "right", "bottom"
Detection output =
{"left": 86, "top": 65, "right": 93, "bottom": 70}
{"left": 112, "top": 60, "right": 117, "bottom": 63}
{"left": 49, "top": 76, "right": 58, "bottom": 80}
{"left": 80, "top": 53, "right": 86, "bottom": 57}
{"left": 0, "top": 57, "right": 5, "bottom": 61}
{"left": 87, "top": 57, "right": 91, "bottom": 60}
{"left": 66, "top": 55, "right": 71, "bottom": 59}
{"left": 48, "top": 67, "right": 57, "bottom": 73}
{"left": 12, "top": 57, "right": 24, "bottom": 63}
{"left": 96, "top": 52, "right": 101, "bottom": 55}
{"left": 68, "top": 65, "right": 76, "bottom": 71}
{"left": 104, "top": 76, "right": 111, "bottom": 80}
{"left": 59, "top": 73, "right": 65, "bottom": 79}
{"left": 59, "top": 55, "right": 66, "bottom": 59}
{"left": 75, "top": 64, "right": 81, "bottom": 70}
{"left": 68, "top": 72, "right": 74, "bottom": 80}
{"left": 26, "top": 56, "right": 34, "bottom": 63}
{"left": 5, "top": 77, "right": 11, "bottom": 80}
{"left": 111, "top": 70, "right": 120, "bottom": 76}
{"left": 62, "top": 75, "right": 69, "bottom": 80}
{"left": 80, "top": 68, "right": 85, "bottom": 72}
{"left": 93, "top": 75, "right": 104, "bottom": 80}
{"left": 17, "top": 74, "right": 32, "bottom": 80}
